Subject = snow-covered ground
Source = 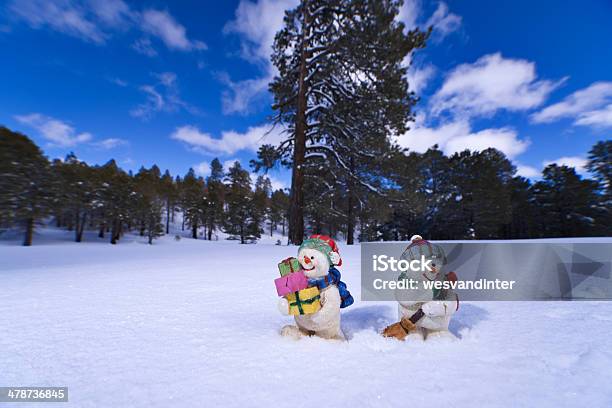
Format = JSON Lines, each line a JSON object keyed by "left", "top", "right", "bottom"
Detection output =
{"left": 1, "top": 229, "right": 612, "bottom": 407}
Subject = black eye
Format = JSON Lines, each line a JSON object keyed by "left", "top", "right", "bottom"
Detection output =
{"left": 432, "top": 263, "right": 436, "bottom": 267}
{"left": 310, "top": 256, "right": 314, "bottom": 260}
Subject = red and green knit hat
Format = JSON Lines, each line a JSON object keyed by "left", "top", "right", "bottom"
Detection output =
{"left": 298, "top": 234, "right": 342, "bottom": 266}
{"left": 401, "top": 234, "right": 447, "bottom": 265}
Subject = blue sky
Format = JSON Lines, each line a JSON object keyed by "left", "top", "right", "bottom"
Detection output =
{"left": 1, "top": 0, "right": 611, "bottom": 188}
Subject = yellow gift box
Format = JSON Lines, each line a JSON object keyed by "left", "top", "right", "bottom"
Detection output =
{"left": 287, "top": 287, "right": 321, "bottom": 315}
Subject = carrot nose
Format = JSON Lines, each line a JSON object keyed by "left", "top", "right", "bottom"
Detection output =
{"left": 303, "top": 257, "right": 311, "bottom": 265}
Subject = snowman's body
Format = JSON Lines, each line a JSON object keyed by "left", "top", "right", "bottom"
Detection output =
{"left": 279, "top": 246, "right": 345, "bottom": 340}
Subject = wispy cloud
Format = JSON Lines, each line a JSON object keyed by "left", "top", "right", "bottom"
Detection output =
{"left": 140, "top": 9, "right": 206, "bottom": 52}
{"left": 397, "top": 1, "right": 461, "bottom": 39}
{"left": 14, "top": 113, "right": 93, "bottom": 147}
{"left": 130, "top": 72, "right": 200, "bottom": 120}
{"left": 221, "top": 0, "right": 298, "bottom": 115}
{"left": 9, "top": 0, "right": 108, "bottom": 44}
{"left": 93, "top": 137, "right": 128, "bottom": 149}
{"left": 531, "top": 82, "right": 612, "bottom": 129}
{"left": 424, "top": 2, "right": 462, "bottom": 41}
{"left": 131, "top": 37, "right": 157, "bottom": 57}
{"left": 8, "top": 0, "right": 205, "bottom": 55}
{"left": 171, "top": 124, "right": 284, "bottom": 155}
{"left": 107, "top": 76, "right": 128, "bottom": 87}
{"left": 14, "top": 112, "right": 129, "bottom": 150}
{"left": 406, "top": 63, "right": 436, "bottom": 94}
{"left": 430, "top": 53, "right": 565, "bottom": 119}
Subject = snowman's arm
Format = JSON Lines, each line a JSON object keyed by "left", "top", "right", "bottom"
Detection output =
{"left": 313, "top": 286, "right": 341, "bottom": 324}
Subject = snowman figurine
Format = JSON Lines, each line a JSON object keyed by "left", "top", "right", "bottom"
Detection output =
{"left": 279, "top": 235, "right": 353, "bottom": 340}
{"left": 382, "top": 235, "right": 458, "bottom": 341}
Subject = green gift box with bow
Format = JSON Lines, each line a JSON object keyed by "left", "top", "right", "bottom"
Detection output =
{"left": 278, "top": 257, "right": 301, "bottom": 277}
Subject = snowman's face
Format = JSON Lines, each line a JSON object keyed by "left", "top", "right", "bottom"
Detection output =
{"left": 298, "top": 248, "right": 330, "bottom": 278}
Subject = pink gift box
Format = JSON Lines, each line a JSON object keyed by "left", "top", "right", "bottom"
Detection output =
{"left": 274, "top": 271, "right": 309, "bottom": 297}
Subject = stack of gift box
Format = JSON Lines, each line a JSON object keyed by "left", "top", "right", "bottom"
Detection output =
{"left": 275, "top": 257, "right": 321, "bottom": 315}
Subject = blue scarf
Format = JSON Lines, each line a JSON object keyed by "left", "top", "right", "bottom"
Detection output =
{"left": 308, "top": 267, "right": 354, "bottom": 309}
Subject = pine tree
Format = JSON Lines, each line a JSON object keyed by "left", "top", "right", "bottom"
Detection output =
{"left": 0, "top": 127, "right": 52, "bottom": 246}
{"left": 253, "top": 175, "right": 273, "bottom": 236}
{"left": 224, "top": 162, "right": 259, "bottom": 244}
{"left": 532, "top": 164, "right": 605, "bottom": 237}
{"left": 265, "top": 0, "right": 429, "bottom": 244}
{"left": 269, "top": 188, "right": 290, "bottom": 237}
{"left": 204, "top": 158, "right": 225, "bottom": 240}
{"left": 160, "top": 170, "right": 177, "bottom": 234}
{"left": 145, "top": 198, "right": 164, "bottom": 244}
{"left": 180, "top": 168, "right": 206, "bottom": 239}
{"left": 504, "top": 176, "right": 538, "bottom": 239}
{"left": 587, "top": 140, "right": 612, "bottom": 195}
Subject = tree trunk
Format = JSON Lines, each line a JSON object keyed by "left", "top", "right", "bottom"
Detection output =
{"left": 76, "top": 213, "right": 86, "bottom": 243}
{"left": 166, "top": 199, "right": 171, "bottom": 234}
{"left": 346, "top": 158, "right": 355, "bottom": 245}
{"left": 207, "top": 222, "right": 213, "bottom": 240}
{"left": 111, "top": 219, "right": 119, "bottom": 244}
{"left": 288, "top": 1, "right": 309, "bottom": 246}
{"left": 74, "top": 210, "right": 80, "bottom": 240}
{"left": 192, "top": 222, "right": 198, "bottom": 239}
{"left": 240, "top": 223, "right": 245, "bottom": 244}
{"left": 23, "top": 217, "right": 34, "bottom": 246}
{"left": 98, "top": 223, "right": 105, "bottom": 238}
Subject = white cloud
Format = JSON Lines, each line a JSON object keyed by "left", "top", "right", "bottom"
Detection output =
{"left": 93, "top": 137, "right": 128, "bottom": 149}
{"left": 14, "top": 113, "right": 92, "bottom": 147}
{"left": 194, "top": 161, "right": 211, "bottom": 177}
{"left": 424, "top": 2, "right": 461, "bottom": 41}
{"left": 395, "top": 115, "right": 529, "bottom": 159}
{"left": 130, "top": 72, "right": 199, "bottom": 120}
{"left": 267, "top": 175, "right": 286, "bottom": 190}
{"left": 89, "top": 0, "right": 133, "bottom": 28}
{"left": 543, "top": 156, "right": 588, "bottom": 175}
{"left": 224, "top": 0, "right": 296, "bottom": 64}
{"left": 221, "top": 0, "right": 297, "bottom": 114}
{"left": 108, "top": 77, "right": 128, "bottom": 87}
{"left": 171, "top": 124, "right": 285, "bottom": 155}
{"left": 131, "top": 37, "right": 157, "bottom": 57}
{"left": 575, "top": 104, "right": 612, "bottom": 128}
{"left": 219, "top": 73, "right": 271, "bottom": 115}
{"left": 531, "top": 82, "right": 612, "bottom": 129}
{"left": 397, "top": 1, "right": 460, "bottom": 40}
{"left": 430, "top": 53, "right": 564, "bottom": 119}
{"left": 140, "top": 9, "right": 206, "bottom": 52}
{"left": 515, "top": 164, "right": 540, "bottom": 179}
{"left": 406, "top": 63, "right": 435, "bottom": 94}
{"left": 397, "top": 0, "right": 421, "bottom": 30}
{"left": 10, "top": 0, "right": 108, "bottom": 44}
{"left": 223, "top": 159, "right": 241, "bottom": 171}
{"left": 9, "top": 1, "right": 205, "bottom": 54}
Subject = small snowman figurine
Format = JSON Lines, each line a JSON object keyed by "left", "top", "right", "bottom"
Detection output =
{"left": 382, "top": 235, "right": 458, "bottom": 341}
{"left": 279, "top": 235, "right": 353, "bottom": 340}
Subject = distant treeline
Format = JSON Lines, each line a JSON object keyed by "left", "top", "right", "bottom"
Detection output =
{"left": 0, "top": 127, "right": 610, "bottom": 246}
